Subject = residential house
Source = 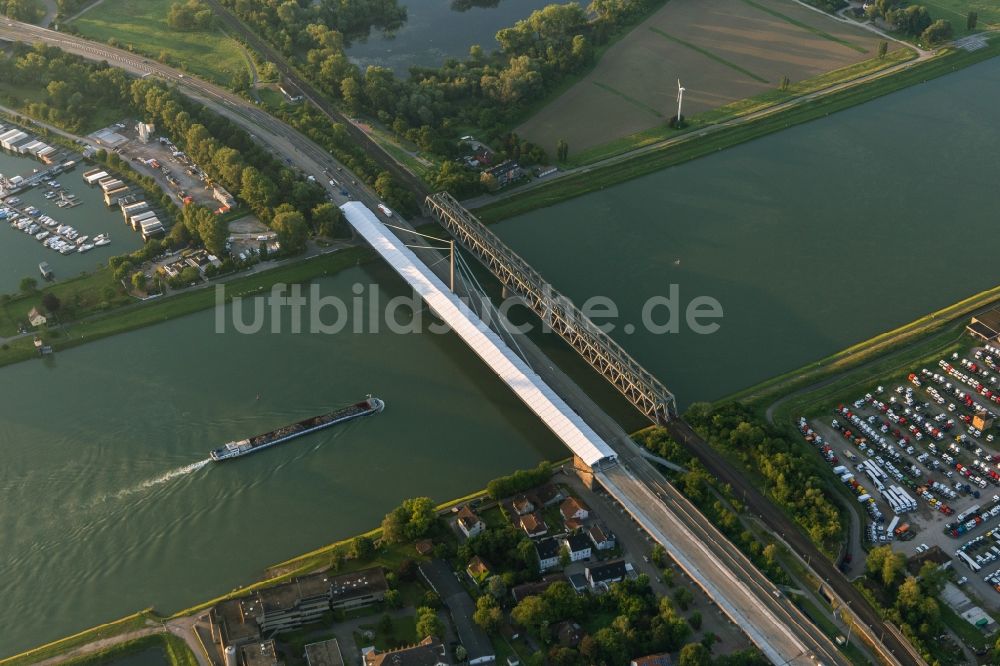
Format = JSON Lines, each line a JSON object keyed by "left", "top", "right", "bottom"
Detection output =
{"left": 560, "top": 498, "right": 589, "bottom": 524}
{"left": 520, "top": 512, "right": 548, "bottom": 538}
{"left": 511, "top": 574, "right": 565, "bottom": 602}
{"left": 535, "top": 538, "right": 561, "bottom": 572}
{"left": 553, "top": 621, "right": 582, "bottom": 648}
{"left": 585, "top": 560, "right": 628, "bottom": 590}
{"left": 484, "top": 160, "right": 523, "bottom": 188}
{"left": 27, "top": 307, "right": 47, "bottom": 327}
{"left": 561, "top": 533, "right": 592, "bottom": 563}
{"left": 511, "top": 494, "right": 535, "bottom": 516}
{"left": 630, "top": 654, "right": 672, "bottom": 666}
{"left": 362, "top": 636, "right": 450, "bottom": 666}
{"left": 466, "top": 556, "right": 492, "bottom": 585}
{"left": 535, "top": 484, "right": 564, "bottom": 507}
{"left": 456, "top": 506, "right": 485, "bottom": 539}
{"left": 588, "top": 523, "right": 616, "bottom": 551}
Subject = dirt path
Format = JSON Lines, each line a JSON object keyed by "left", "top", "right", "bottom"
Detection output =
{"left": 31, "top": 627, "right": 162, "bottom": 666}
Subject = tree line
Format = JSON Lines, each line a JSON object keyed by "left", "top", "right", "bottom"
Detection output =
{"left": 684, "top": 402, "right": 844, "bottom": 553}
{"left": 221, "top": 0, "right": 666, "bottom": 179}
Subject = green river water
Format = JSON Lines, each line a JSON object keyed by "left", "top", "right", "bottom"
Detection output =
{"left": 496, "top": 58, "right": 1000, "bottom": 405}
{"left": 3, "top": 55, "right": 1000, "bottom": 658}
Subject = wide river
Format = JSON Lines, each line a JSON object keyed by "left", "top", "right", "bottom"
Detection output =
{"left": 4, "top": 51, "right": 1000, "bottom": 659}
{"left": 0, "top": 265, "right": 563, "bottom": 656}
{"left": 496, "top": 58, "right": 1000, "bottom": 405}
{"left": 0, "top": 151, "right": 142, "bottom": 295}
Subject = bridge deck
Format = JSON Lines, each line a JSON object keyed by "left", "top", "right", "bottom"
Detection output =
{"left": 340, "top": 202, "right": 618, "bottom": 468}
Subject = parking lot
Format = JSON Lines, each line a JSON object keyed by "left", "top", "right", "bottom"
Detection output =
{"left": 800, "top": 342, "right": 1000, "bottom": 608}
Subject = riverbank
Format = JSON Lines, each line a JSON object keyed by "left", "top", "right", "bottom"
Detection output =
{"left": 0, "top": 485, "right": 494, "bottom": 666}
{"left": 719, "top": 279, "right": 1000, "bottom": 416}
{"left": 0, "top": 246, "right": 373, "bottom": 369}
{"left": 473, "top": 37, "right": 999, "bottom": 223}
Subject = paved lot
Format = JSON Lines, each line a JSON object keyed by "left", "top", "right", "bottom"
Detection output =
{"left": 802, "top": 344, "right": 1000, "bottom": 610}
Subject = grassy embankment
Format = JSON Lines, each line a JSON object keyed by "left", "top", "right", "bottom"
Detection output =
{"left": 58, "top": 634, "right": 197, "bottom": 666}
{"left": 475, "top": 39, "right": 999, "bottom": 222}
{"left": 0, "top": 247, "right": 373, "bottom": 368}
{"left": 720, "top": 279, "right": 1000, "bottom": 422}
{"left": 0, "top": 610, "right": 157, "bottom": 666}
{"left": 69, "top": 0, "right": 250, "bottom": 87}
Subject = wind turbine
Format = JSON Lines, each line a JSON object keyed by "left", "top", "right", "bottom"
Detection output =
{"left": 676, "top": 78, "right": 686, "bottom": 122}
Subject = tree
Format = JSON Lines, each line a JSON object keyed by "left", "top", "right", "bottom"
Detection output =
{"left": 967, "top": 10, "right": 978, "bottom": 30}
{"left": 779, "top": 75, "right": 790, "bottom": 91}
{"left": 240, "top": 166, "right": 277, "bottom": 213}
{"left": 556, "top": 138, "right": 569, "bottom": 162}
{"left": 473, "top": 594, "right": 503, "bottom": 634}
{"left": 921, "top": 19, "right": 953, "bottom": 44}
{"left": 377, "top": 613, "right": 394, "bottom": 635}
{"left": 131, "top": 272, "right": 147, "bottom": 292}
{"left": 312, "top": 202, "right": 346, "bottom": 237}
{"left": 41, "top": 292, "right": 61, "bottom": 313}
{"left": 678, "top": 642, "right": 712, "bottom": 666}
{"left": 877, "top": 40, "right": 888, "bottom": 59}
{"left": 486, "top": 575, "right": 507, "bottom": 600}
{"left": 383, "top": 589, "right": 401, "bottom": 608}
{"left": 559, "top": 544, "right": 571, "bottom": 569}
{"left": 271, "top": 209, "right": 309, "bottom": 253}
{"left": 688, "top": 611, "right": 702, "bottom": 630}
{"left": 511, "top": 595, "right": 547, "bottom": 631}
{"left": 350, "top": 535, "right": 375, "bottom": 560}
{"left": 673, "top": 587, "right": 694, "bottom": 611}
{"left": 415, "top": 606, "right": 444, "bottom": 639}
{"left": 19, "top": 277, "right": 37, "bottom": 293}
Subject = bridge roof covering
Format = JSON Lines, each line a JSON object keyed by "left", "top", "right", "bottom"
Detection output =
{"left": 341, "top": 201, "right": 617, "bottom": 468}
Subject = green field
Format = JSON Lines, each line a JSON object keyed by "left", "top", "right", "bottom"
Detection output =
{"left": 70, "top": 0, "right": 250, "bottom": 86}
{"left": 920, "top": 0, "right": 1000, "bottom": 34}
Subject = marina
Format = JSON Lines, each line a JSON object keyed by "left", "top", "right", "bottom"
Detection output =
{"left": 0, "top": 149, "right": 141, "bottom": 292}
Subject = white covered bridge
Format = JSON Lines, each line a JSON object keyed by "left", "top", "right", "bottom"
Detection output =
{"left": 340, "top": 201, "right": 618, "bottom": 469}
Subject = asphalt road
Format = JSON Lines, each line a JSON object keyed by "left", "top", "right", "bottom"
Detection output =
{"left": 668, "top": 420, "right": 923, "bottom": 666}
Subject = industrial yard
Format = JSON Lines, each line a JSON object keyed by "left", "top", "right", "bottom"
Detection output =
{"left": 799, "top": 318, "right": 1000, "bottom": 622}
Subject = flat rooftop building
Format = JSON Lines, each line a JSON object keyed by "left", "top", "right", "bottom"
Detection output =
{"left": 329, "top": 567, "right": 388, "bottom": 611}
{"left": 240, "top": 639, "right": 284, "bottom": 666}
{"left": 968, "top": 309, "right": 1000, "bottom": 342}
{"left": 241, "top": 573, "right": 333, "bottom": 634}
{"left": 304, "top": 638, "right": 346, "bottom": 666}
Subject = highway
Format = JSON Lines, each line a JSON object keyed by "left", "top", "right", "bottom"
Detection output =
{"left": 198, "top": 0, "right": 429, "bottom": 199}
{"left": 0, "top": 20, "right": 916, "bottom": 665}
{"left": 0, "top": 20, "right": 393, "bottom": 218}
{"left": 599, "top": 457, "right": 848, "bottom": 666}
{"left": 667, "top": 420, "right": 923, "bottom": 666}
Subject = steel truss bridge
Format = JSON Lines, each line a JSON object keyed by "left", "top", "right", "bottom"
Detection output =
{"left": 426, "top": 192, "right": 677, "bottom": 424}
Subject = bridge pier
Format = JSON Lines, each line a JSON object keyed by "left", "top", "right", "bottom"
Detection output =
{"left": 572, "top": 455, "right": 596, "bottom": 490}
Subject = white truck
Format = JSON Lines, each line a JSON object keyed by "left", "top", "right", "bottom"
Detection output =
{"left": 377, "top": 203, "right": 393, "bottom": 218}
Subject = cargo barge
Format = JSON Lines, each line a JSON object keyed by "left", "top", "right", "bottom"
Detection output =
{"left": 210, "top": 396, "right": 384, "bottom": 461}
